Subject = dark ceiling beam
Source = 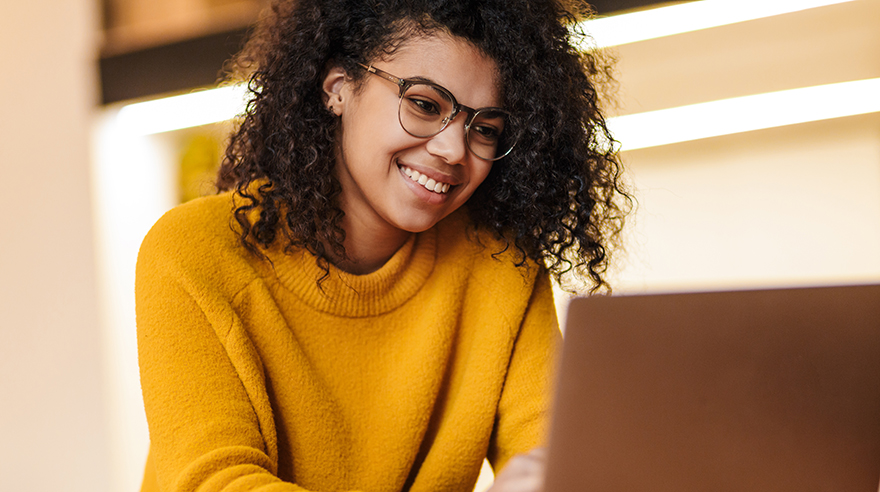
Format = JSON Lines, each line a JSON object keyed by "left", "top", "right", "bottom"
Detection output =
{"left": 99, "top": 28, "right": 249, "bottom": 105}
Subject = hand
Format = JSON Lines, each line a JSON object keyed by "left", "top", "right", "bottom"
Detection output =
{"left": 487, "top": 448, "right": 547, "bottom": 492}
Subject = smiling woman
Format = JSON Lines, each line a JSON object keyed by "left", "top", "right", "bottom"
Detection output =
{"left": 135, "top": 1, "right": 631, "bottom": 492}
{"left": 322, "top": 33, "right": 500, "bottom": 273}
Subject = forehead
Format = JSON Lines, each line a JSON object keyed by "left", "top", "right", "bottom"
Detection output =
{"left": 374, "top": 32, "right": 503, "bottom": 107}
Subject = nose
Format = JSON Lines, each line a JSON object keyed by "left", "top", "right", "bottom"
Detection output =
{"left": 424, "top": 114, "right": 469, "bottom": 164}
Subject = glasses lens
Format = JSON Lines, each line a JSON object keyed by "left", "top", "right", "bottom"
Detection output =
{"left": 467, "top": 109, "right": 513, "bottom": 161}
{"left": 398, "top": 83, "right": 516, "bottom": 162}
{"left": 399, "top": 83, "right": 454, "bottom": 138}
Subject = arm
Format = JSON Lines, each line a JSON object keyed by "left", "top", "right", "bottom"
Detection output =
{"left": 486, "top": 273, "right": 561, "bottom": 491}
{"left": 137, "top": 268, "right": 295, "bottom": 492}
{"left": 136, "top": 222, "right": 362, "bottom": 492}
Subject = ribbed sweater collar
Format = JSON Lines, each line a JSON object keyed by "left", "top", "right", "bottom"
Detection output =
{"left": 267, "top": 228, "right": 437, "bottom": 318}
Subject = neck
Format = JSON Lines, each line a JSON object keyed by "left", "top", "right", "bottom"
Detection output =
{"left": 328, "top": 215, "right": 412, "bottom": 275}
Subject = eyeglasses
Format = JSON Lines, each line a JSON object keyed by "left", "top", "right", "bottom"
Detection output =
{"left": 359, "top": 63, "right": 516, "bottom": 161}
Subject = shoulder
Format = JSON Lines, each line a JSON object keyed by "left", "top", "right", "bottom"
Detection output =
{"left": 428, "top": 210, "right": 557, "bottom": 344}
{"left": 136, "top": 192, "right": 256, "bottom": 295}
{"left": 435, "top": 208, "right": 540, "bottom": 269}
{"left": 139, "top": 192, "right": 238, "bottom": 257}
{"left": 433, "top": 208, "right": 545, "bottom": 296}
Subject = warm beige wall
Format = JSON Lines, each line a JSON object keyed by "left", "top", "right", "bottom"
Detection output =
{"left": 0, "top": 0, "right": 112, "bottom": 490}
{"left": 103, "top": 0, "right": 266, "bottom": 53}
{"left": 607, "top": 1, "right": 880, "bottom": 116}
{"left": 607, "top": 0, "right": 880, "bottom": 293}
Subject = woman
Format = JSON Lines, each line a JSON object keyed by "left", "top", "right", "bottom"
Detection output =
{"left": 136, "top": 0, "right": 630, "bottom": 491}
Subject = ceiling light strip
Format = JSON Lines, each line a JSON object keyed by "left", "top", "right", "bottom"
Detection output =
{"left": 607, "top": 78, "right": 880, "bottom": 151}
{"left": 116, "top": 83, "right": 249, "bottom": 135}
{"left": 116, "top": 78, "right": 880, "bottom": 153}
{"left": 577, "top": 0, "right": 856, "bottom": 48}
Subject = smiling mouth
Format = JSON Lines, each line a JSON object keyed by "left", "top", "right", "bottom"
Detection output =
{"left": 401, "top": 165, "right": 452, "bottom": 194}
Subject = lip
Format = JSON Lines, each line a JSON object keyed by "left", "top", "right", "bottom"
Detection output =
{"left": 397, "top": 162, "right": 459, "bottom": 204}
{"left": 398, "top": 162, "right": 460, "bottom": 188}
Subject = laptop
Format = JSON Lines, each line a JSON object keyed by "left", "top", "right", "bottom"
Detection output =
{"left": 544, "top": 284, "right": 880, "bottom": 491}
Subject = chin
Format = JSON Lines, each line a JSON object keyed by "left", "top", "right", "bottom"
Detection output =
{"left": 397, "top": 222, "right": 439, "bottom": 234}
{"left": 393, "top": 213, "right": 447, "bottom": 234}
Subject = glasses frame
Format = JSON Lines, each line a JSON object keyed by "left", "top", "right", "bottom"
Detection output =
{"left": 358, "top": 63, "right": 515, "bottom": 161}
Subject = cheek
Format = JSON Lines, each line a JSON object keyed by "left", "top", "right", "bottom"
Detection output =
{"left": 341, "top": 109, "right": 411, "bottom": 156}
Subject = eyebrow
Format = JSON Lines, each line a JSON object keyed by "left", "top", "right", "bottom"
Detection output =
{"left": 405, "top": 76, "right": 459, "bottom": 103}
{"left": 405, "top": 75, "right": 439, "bottom": 85}
{"left": 395, "top": 71, "right": 501, "bottom": 109}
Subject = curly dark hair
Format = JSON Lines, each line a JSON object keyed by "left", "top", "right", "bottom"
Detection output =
{"left": 216, "top": 0, "right": 632, "bottom": 293}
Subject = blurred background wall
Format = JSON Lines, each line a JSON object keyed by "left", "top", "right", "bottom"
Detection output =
{"left": 1, "top": 1, "right": 878, "bottom": 492}
{"left": 609, "top": 0, "right": 880, "bottom": 292}
{"left": 0, "top": 1, "right": 112, "bottom": 492}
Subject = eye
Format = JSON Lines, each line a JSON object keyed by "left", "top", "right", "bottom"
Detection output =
{"left": 470, "top": 124, "right": 501, "bottom": 141}
{"left": 405, "top": 96, "right": 441, "bottom": 116}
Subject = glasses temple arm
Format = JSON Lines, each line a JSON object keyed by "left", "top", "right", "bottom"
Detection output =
{"left": 358, "top": 63, "right": 406, "bottom": 88}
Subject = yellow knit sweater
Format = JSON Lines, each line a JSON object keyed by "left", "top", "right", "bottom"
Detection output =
{"left": 136, "top": 192, "right": 560, "bottom": 492}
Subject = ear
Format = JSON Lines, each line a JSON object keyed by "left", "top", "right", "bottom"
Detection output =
{"left": 322, "top": 65, "right": 347, "bottom": 116}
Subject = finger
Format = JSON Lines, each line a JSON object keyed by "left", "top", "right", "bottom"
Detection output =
{"left": 526, "top": 447, "right": 548, "bottom": 461}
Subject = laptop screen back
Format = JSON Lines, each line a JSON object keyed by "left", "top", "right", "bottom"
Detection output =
{"left": 545, "top": 284, "right": 880, "bottom": 492}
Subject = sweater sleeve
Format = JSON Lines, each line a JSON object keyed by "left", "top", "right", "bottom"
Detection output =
{"left": 486, "top": 272, "right": 562, "bottom": 471}
{"left": 136, "top": 228, "right": 361, "bottom": 492}
{"left": 138, "top": 269, "right": 291, "bottom": 492}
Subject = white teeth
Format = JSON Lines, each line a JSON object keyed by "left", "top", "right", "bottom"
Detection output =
{"left": 401, "top": 165, "right": 452, "bottom": 194}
